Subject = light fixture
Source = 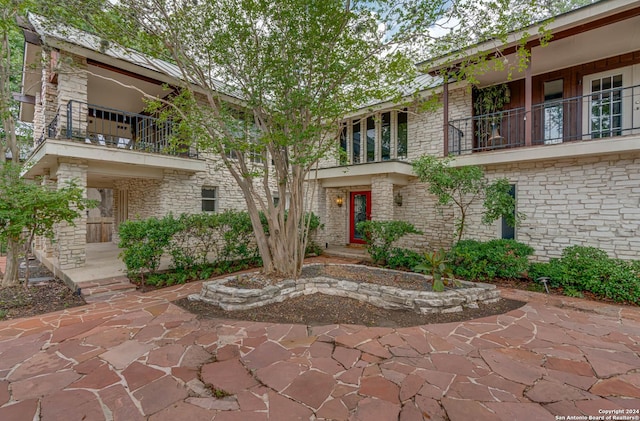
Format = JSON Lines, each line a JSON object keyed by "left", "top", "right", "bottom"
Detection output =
{"left": 394, "top": 193, "right": 403, "bottom": 206}
{"left": 335, "top": 196, "right": 344, "bottom": 207}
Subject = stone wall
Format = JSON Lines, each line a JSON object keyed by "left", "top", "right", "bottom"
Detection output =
{"left": 192, "top": 264, "right": 500, "bottom": 314}
{"left": 55, "top": 159, "right": 87, "bottom": 269}
{"left": 462, "top": 152, "right": 640, "bottom": 260}
{"left": 56, "top": 52, "right": 88, "bottom": 138}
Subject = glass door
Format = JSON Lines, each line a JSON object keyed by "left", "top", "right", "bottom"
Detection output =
{"left": 583, "top": 68, "right": 631, "bottom": 139}
{"left": 349, "top": 191, "right": 371, "bottom": 244}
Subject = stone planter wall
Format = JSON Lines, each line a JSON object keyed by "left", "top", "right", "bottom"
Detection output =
{"left": 188, "top": 264, "right": 500, "bottom": 314}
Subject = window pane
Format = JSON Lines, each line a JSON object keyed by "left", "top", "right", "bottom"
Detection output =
{"left": 381, "top": 112, "right": 391, "bottom": 161}
{"left": 352, "top": 121, "right": 361, "bottom": 164}
{"left": 339, "top": 125, "right": 347, "bottom": 165}
{"left": 202, "top": 187, "right": 217, "bottom": 212}
{"left": 366, "top": 116, "right": 375, "bottom": 162}
{"left": 397, "top": 111, "right": 407, "bottom": 159}
{"left": 202, "top": 200, "right": 216, "bottom": 212}
{"left": 202, "top": 188, "right": 216, "bottom": 198}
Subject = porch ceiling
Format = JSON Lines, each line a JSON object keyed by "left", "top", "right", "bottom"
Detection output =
{"left": 475, "top": 13, "right": 640, "bottom": 87}
{"left": 23, "top": 139, "right": 206, "bottom": 187}
{"left": 315, "top": 160, "right": 414, "bottom": 188}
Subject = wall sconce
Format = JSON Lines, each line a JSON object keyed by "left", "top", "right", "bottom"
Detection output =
{"left": 394, "top": 193, "right": 403, "bottom": 207}
{"left": 335, "top": 196, "right": 344, "bottom": 207}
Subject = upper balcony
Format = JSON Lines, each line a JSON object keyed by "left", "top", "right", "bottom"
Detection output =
{"left": 448, "top": 83, "right": 640, "bottom": 166}
{"left": 25, "top": 101, "right": 205, "bottom": 181}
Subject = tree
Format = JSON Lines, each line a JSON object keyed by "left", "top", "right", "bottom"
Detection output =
{"left": 412, "top": 155, "right": 524, "bottom": 242}
{"left": 44, "top": 0, "right": 554, "bottom": 278}
{"left": 0, "top": 162, "right": 93, "bottom": 287}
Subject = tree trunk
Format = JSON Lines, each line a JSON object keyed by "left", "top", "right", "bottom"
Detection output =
{"left": 2, "top": 238, "right": 20, "bottom": 287}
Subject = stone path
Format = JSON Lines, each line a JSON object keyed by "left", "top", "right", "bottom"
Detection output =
{"left": 0, "top": 263, "right": 639, "bottom": 420}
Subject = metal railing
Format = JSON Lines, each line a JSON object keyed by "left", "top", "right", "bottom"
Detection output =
{"left": 448, "top": 107, "right": 526, "bottom": 155}
{"left": 36, "top": 101, "right": 198, "bottom": 158}
{"left": 448, "top": 84, "right": 640, "bottom": 156}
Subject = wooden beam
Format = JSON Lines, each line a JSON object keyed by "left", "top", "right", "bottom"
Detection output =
{"left": 524, "top": 55, "right": 532, "bottom": 147}
{"left": 12, "top": 93, "right": 35, "bottom": 104}
{"left": 443, "top": 81, "right": 449, "bottom": 156}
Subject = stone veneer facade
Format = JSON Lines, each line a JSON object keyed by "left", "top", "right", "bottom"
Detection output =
{"left": 315, "top": 84, "right": 640, "bottom": 261}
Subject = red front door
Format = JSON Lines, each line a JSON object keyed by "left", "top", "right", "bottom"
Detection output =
{"left": 349, "top": 191, "right": 371, "bottom": 244}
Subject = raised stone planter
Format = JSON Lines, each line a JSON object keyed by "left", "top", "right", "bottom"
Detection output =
{"left": 188, "top": 263, "right": 501, "bottom": 314}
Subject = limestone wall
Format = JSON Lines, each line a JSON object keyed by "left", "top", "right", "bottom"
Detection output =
{"left": 462, "top": 152, "right": 640, "bottom": 260}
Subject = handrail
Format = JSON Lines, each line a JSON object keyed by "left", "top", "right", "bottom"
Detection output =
{"left": 448, "top": 83, "right": 640, "bottom": 156}
{"left": 34, "top": 100, "right": 198, "bottom": 159}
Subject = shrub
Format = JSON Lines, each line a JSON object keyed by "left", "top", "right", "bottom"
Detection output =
{"left": 529, "top": 246, "right": 640, "bottom": 304}
{"left": 386, "top": 248, "right": 422, "bottom": 270}
{"left": 448, "top": 239, "right": 534, "bottom": 281}
{"left": 118, "top": 215, "right": 182, "bottom": 279}
{"left": 357, "top": 220, "right": 422, "bottom": 265}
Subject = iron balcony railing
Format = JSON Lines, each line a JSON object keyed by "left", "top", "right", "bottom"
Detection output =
{"left": 448, "top": 84, "right": 640, "bottom": 156}
{"left": 36, "top": 100, "right": 198, "bottom": 158}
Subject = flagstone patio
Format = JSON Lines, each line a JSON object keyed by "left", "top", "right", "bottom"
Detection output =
{"left": 0, "top": 257, "right": 639, "bottom": 420}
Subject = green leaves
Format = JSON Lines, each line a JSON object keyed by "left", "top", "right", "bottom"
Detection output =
{"left": 357, "top": 220, "right": 422, "bottom": 265}
{"left": 413, "top": 155, "right": 524, "bottom": 241}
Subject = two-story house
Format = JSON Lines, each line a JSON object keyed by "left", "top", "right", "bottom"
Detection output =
{"left": 314, "top": 0, "right": 640, "bottom": 260}
{"left": 18, "top": 14, "right": 270, "bottom": 273}
{"left": 17, "top": 0, "right": 640, "bottom": 282}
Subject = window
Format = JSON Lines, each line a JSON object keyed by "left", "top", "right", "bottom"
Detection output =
{"left": 543, "top": 80, "right": 563, "bottom": 144}
{"left": 339, "top": 124, "right": 348, "bottom": 165}
{"left": 202, "top": 187, "right": 217, "bottom": 212}
{"left": 397, "top": 110, "right": 408, "bottom": 159}
{"left": 501, "top": 184, "right": 516, "bottom": 240}
{"left": 590, "top": 74, "right": 623, "bottom": 138}
{"left": 366, "top": 116, "right": 375, "bottom": 162}
{"left": 352, "top": 120, "right": 361, "bottom": 163}
{"left": 340, "top": 110, "right": 407, "bottom": 165}
{"left": 381, "top": 112, "right": 391, "bottom": 161}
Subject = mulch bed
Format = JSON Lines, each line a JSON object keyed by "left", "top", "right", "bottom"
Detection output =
{"left": 176, "top": 263, "right": 525, "bottom": 327}
{"left": 174, "top": 294, "right": 525, "bottom": 327}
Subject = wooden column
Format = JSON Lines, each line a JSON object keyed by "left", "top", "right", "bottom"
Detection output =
{"left": 524, "top": 53, "right": 533, "bottom": 147}
{"left": 443, "top": 81, "right": 449, "bottom": 156}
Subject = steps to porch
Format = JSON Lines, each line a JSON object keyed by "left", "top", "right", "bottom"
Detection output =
{"left": 75, "top": 276, "right": 137, "bottom": 302}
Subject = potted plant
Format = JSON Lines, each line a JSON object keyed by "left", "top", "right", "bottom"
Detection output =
{"left": 473, "top": 83, "right": 511, "bottom": 149}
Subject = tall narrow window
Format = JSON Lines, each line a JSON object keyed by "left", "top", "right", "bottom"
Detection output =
{"left": 352, "top": 120, "right": 361, "bottom": 164}
{"left": 381, "top": 112, "right": 391, "bottom": 161}
{"left": 590, "top": 74, "right": 623, "bottom": 138}
{"left": 501, "top": 184, "right": 516, "bottom": 240}
{"left": 202, "top": 187, "right": 217, "bottom": 212}
{"left": 397, "top": 111, "right": 408, "bottom": 159}
{"left": 543, "top": 79, "right": 563, "bottom": 144}
{"left": 366, "top": 116, "right": 375, "bottom": 162}
{"left": 339, "top": 124, "right": 348, "bottom": 165}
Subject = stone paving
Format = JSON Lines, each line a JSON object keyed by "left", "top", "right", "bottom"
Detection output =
{"left": 0, "top": 259, "right": 639, "bottom": 420}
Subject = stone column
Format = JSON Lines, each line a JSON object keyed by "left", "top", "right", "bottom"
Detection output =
{"left": 56, "top": 52, "right": 88, "bottom": 139}
{"left": 325, "top": 188, "right": 348, "bottom": 245}
{"left": 371, "top": 175, "right": 394, "bottom": 221}
{"left": 55, "top": 159, "right": 88, "bottom": 269}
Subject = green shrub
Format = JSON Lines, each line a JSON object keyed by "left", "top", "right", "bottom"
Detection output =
{"left": 529, "top": 246, "right": 640, "bottom": 304}
{"left": 448, "top": 239, "right": 534, "bottom": 281}
{"left": 386, "top": 248, "right": 422, "bottom": 270}
{"left": 357, "top": 220, "right": 422, "bottom": 265}
{"left": 118, "top": 214, "right": 182, "bottom": 279}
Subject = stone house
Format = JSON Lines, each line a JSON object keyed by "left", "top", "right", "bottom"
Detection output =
{"left": 17, "top": 0, "right": 640, "bottom": 278}
{"left": 313, "top": 0, "right": 640, "bottom": 260}
{"left": 18, "top": 14, "right": 269, "bottom": 271}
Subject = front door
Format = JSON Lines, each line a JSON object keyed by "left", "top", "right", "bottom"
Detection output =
{"left": 349, "top": 191, "right": 371, "bottom": 244}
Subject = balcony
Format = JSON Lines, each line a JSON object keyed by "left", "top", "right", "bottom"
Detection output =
{"left": 36, "top": 100, "right": 198, "bottom": 159}
{"left": 448, "top": 84, "right": 640, "bottom": 157}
